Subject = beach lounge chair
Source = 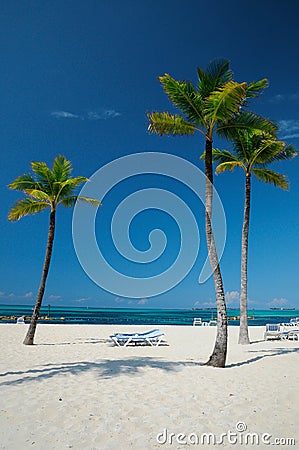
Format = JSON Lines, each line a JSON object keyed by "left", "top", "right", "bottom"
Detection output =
{"left": 110, "top": 329, "right": 165, "bottom": 347}
{"left": 201, "top": 319, "right": 217, "bottom": 326}
{"left": 280, "top": 323, "right": 299, "bottom": 340}
{"left": 193, "top": 318, "right": 202, "bottom": 326}
{"left": 264, "top": 323, "right": 299, "bottom": 340}
{"left": 264, "top": 324, "right": 281, "bottom": 340}
{"left": 285, "top": 331, "right": 299, "bottom": 340}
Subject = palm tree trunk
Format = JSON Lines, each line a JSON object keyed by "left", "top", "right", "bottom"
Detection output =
{"left": 238, "top": 173, "right": 251, "bottom": 344}
{"left": 204, "top": 138, "right": 228, "bottom": 367}
{"left": 23, "top": 210, "right": 56, "bottom": 345}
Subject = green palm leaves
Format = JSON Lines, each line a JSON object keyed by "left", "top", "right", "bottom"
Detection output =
{"left": 147, "top": 57, "right": 297, "bottom": 362}
{"left": 147, "top": 59, "right": 269, "bottom": 141}
{"left": 213, "top": 131, "right": 297, "bottom": 187}
{"left": 147, "top": 111, "right": 196, "bottom": 136}
{"left": 8, "top": 155, "right": 101, "bottom": 345}
{"left": 213, "top": 128, "right": 297, "bottom": 345}
{"left": 197, "top": 58, "right": 233, "bottom": 97}
{"left": 8, "top": 155, "right": 101, "bottom": 221}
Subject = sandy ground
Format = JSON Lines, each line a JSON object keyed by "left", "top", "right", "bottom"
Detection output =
{"left": 0, "top": 324, "right": 298, "bottom": 449}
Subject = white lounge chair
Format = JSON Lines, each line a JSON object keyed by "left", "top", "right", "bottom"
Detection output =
{"left": 110, "top": 329, "right": 165, "bottom": 347}
{"left": 290, "top": 317, "right": 299, "bottom": 325}
{"left": 283, "top": 330, "right": 299, "bottom": 341}
{"left": 264, "top": 324, "right": 281, "bottom": 340}
{"left": 280, "top": 323, "right": 299, "bottom": 340}
{"left": 264, "top": 323, "right": 299, "bottom": 340}
{"left": 193, "top": 318, "right": 202, "bottom": 326}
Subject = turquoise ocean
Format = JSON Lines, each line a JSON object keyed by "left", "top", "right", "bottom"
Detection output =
{"left": 0, "top": 304, "right": 298, "bottom": 326}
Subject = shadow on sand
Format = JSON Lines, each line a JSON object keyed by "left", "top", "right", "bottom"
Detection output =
{"left": 0, "top": 357, "right": 201, "bottom": 387}
{"left": 1, "top": 341, "right": 298, "bottom": 385}
{"left": 226, "top": 346, "right": 299, "bottom": 368}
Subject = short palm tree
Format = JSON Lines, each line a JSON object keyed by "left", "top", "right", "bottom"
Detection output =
{"left": 8, "top": 155, "right": 101, "bottom": 345}
{"left": 213, "top": 129, "right": 297, "bottom": 344}
{"left": 147, "top": 58, "right": 274, "bottom": 367}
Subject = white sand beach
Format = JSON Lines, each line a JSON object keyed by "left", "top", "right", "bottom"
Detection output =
{"left": 0, "top": 324, "right": 298, "bottom": 449}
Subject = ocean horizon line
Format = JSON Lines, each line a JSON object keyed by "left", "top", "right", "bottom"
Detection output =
{"left": 1, "top": 304, "right": 298, "bottom": 327}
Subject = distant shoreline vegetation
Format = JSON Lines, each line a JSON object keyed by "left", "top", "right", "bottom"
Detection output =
{"left": 1, "top": 304, "right": 298, "bottom": 326}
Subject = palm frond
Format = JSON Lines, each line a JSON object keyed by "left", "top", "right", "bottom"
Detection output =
{"left": 52, "top": 155, "right": 72, "bottom": 181}
{"left": 212, "top": 148, "right": 244, "bottom": 165}
{"left": 230, "top": 129, "right": 262, "bottom": 163}
{"left": 9, "top": 155, "right": 99, "bottom": 222}
{"left": 245, "top": 78, "right": 269, "bottom": 98}
{"left": 206, "top": 58, "right": 233, "bottom": 84}
{"left": 250, "top": 140, "right": 283, "bottom": 165}
{"left": 31, "top": 161, "right": 54, "bottom": 187}
{"left": 24, "top": 189, "right": 51, "bottom": 201}
{"left": 53, "top": 177, "right": 89, "bottom": 199}
{"left": 60, "top": 196, "right": 101, "bottom": 208}
{"left": 158, "top": 74, "right": 205, "bottom": 124}
{"left": 218, "top": 111, "right": 278, "bottom": 140}
{"left": 252, "top": 168, "right": 289, "bottom": 189}
{"left": 8, "top": 173, "right": 39, "bottom": 191}
{"left": 197, "top": 58, "right": 233, "bottom": 98}
{"left": 8, "top": 198, "right": 49, "bottom": 221}
{"left": 251, "top": 141, "right": 297, "bottom": 166}
{"left": 262, "top": 143, "right": 297, "bottom": 163}
{"left": 77, "top": 196, "right": 101, "bottom": 206}
{"left": 204, "top": 81, "right": 247, "bottom": 126}
{"left": 147, "top": 112, "right": 196, "bottom": 136}
{"left": 215, "top": 161, "right": 243, "bottom": 174}
{"left": 66, "top": 176, "right": 89, "bottom": 188}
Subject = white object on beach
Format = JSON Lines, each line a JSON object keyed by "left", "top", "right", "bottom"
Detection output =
{"left": 264, "top": 323, "right": 299, "bottom": 340}
{"left": 290, "top": 317, "right": 299, "bottom": 325}
{"left": 110, "top": 329, "right": 165, "bottom": 347}
{"left": 16, "top": 317, "right": 25, "bottom": 324}
{"left": 193, "top": 318, "right": 202, "bottom": 326}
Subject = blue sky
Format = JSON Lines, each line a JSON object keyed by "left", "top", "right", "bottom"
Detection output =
{"left": 1, "top": 0, "right": 299, "bottom": 309}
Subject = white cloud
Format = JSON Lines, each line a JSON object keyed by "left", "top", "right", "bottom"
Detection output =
{"left": 279, "top": 119, "right": 299, "bottom": 133}
{"left": 280, "top": 133, "right": 299, "bottom": 139}
{"left": 24, "top": 292, "right": 33, "bottom": 298}
{"left": 0, "top": 291, "right": 4, "bottom": 297}
{"left": 225, "top": 291, "right": 240, "bottom": 304}
{"left": 74, "top": 297, "right": 90, "bottom": 303}
{"left": 270, "top": 93, "right": 299, "bottom": 103}
{"left": 51, "top": 111, "right": 79, "bottom": 119}
{"left": 278, "top": 119, "right": 299, "bottom": 140}
{"left": 87, "top": 110, "right": 121, "bottom": 120}
{"left": 50, "top": 109, "right": 121, "bottom": 121}
{"left": 114, "top": 297, "right": 124, "bottom": 303}
{"left": 270, "top": 94, "right": 285, "bottom": 103}
{"left": 48, "top": 294, "right": 62, "bottom": 300}
{"left": 193, "top": 300, "right": 215, "bottom": 308}
{"left": 267, "top": 297, "right": 288, "bottom": 308}
{"left": 201, "top": 301, "right": 216, "bottom": 308}
{"left": 137, "top": 298, "right": 148, "bottom": 305}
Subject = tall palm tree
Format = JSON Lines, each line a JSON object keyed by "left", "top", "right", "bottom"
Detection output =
{"left": 8, "top": 155, "right": 101, "bottom": 345}
{"left": 213, "top": 129, "right": 297, "bottom": 344}
{"left": 147, "top": 59, "right": 274, "bottom": 367}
